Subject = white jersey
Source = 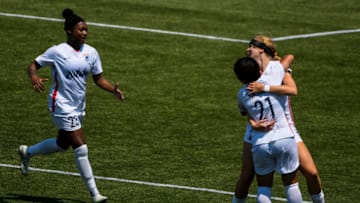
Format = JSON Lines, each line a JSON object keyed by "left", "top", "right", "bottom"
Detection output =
{"left": 35, "top": 42, "right": 103, "bottom": 117}
{"left": 240, "top": 61, "right": 289, "bottom": 143}
{"left": 258, "top": 60, "right": 285, "bottom": 87}
{"left": 260, "top": 61, "right": 300, "bottom": 138}
{"left": 237, "top": 88, "right": 295, "bottom": 146}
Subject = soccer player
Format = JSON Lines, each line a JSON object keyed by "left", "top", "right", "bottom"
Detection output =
{"left": 232, "top": 36, "right": 325, "bottom": 203}
{"left": 234, "top": 56, "right": 302, "bottom": 203}
{"left": 18, "top": 8, "right": 124, "bottom": 203}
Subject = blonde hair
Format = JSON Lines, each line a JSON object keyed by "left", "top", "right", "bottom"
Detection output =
{"left": 253, "top": 35, "right": 281, "bottom": 60}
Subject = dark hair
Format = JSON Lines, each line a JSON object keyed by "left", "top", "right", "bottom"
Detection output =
{"left": 234, "top": 57, "right": 261, "bottom": 84}
{"left": 62, "top": 8, "right": 84, "bottom": 30}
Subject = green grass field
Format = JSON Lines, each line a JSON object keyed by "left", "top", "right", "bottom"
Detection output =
{"left": 1, "top": 0, "right": 360, "bottom": 202}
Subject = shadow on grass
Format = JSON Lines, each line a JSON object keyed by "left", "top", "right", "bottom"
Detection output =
{"left": 0, "top": 193, "right": 87, "bottom": 203}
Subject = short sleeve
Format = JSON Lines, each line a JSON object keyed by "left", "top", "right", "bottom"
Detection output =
{"left": 35, "top": 46, "right": 57, "bottom": 67}
{"left": 237, "top": 88, "right": 247, "bottom": 115}
{"left": 90, "top": 49, "right": 103, "bottom": 75}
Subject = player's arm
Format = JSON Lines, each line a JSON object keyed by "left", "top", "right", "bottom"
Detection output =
{"left": 93, "top": 73, "right": 125, "bottom": 101}
{"left": 27, "top": 61, "right": 48, "bottom": 92}
{"left": 247, "top": 73, "right": 297, "bottom": 96}
{"left": 280, "top": 54, "right": 294, "bottom": 71}
{"left": 247, "top": 54, "right": 297, "bottom": 96}
{"left": 247, "top": 116, "right": 275, "bottom": 131}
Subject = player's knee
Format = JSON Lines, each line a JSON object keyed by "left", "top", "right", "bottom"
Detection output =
{"left": 74, "top": 144, "right": 88, "bottom": 156}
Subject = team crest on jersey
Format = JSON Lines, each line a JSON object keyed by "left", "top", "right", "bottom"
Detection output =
{"left": 83, "top": 53, "right": 90, "bottom": 61}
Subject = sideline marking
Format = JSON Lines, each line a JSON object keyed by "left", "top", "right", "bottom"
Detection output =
{"left": 1, "top": 12, "right": 359, "bottom": 43}
{"left": 0, "top": 163, "right": 311, "bottom": 203}
{"left": 0, "top": 12, "right": 247, "bottom": 43}
{"left": 273, "top": 29, "right": 360, "bottom": 41}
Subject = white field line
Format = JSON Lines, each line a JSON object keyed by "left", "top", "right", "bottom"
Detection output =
{"left": 0, "top": 12, "right": 247, "bottom": 43}
{"left": 0, "top": 163, "right": 312, "bottom": 203}
{"left": 272, "top": 29, "right": 360, "bottom": 41}
{"left": 1, "top": 12, "right": 359, "bottom": 43}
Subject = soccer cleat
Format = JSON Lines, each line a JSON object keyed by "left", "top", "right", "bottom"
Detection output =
{"left": 92, "top": 194, "right": 108, "bottom": 203}
{"left": 18, "top": 145, "right": 30, "bottom": 175}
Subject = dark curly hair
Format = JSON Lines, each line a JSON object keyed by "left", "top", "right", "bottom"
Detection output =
{"left": 62, "top": 8, "right": 84, "bottom": 31}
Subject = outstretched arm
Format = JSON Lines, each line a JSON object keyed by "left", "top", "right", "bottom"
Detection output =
{"left": 93, "top": 73, "right": 125, "bottom": 101}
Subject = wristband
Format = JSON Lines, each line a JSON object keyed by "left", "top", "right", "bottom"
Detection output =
{"left": 264, "top": 85, "right": 270, "bottom": 92}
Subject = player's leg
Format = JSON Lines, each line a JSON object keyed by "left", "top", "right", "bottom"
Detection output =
{"left": 282, "top": 171, "right": 302, "bottom": 203}
{"left": 18, "top": 129, "right": 68, "bottom": 175}
{"left": 26, "top": 137, "right": 67, "bottom": 156}
{"left": 62, "top": 128, "right": 107, "bottom": 202}
{"left": 252, "top": 143, "right": 275, "bottom": 203}
{"left": 232, "top": 142, "right": 255, "bottom": 203}
{"left": 297, "top": 141, "right": 325, "bottom": 203}
{"left": 276, "top": 138, "right": 302, "bottom": 203}
{"left": 256, "top": 173, "right": 274, "bottom": 203}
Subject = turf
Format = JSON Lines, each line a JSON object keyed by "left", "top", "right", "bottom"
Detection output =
{"left": 0, "top": 0, "right": 359, "bottom": 202}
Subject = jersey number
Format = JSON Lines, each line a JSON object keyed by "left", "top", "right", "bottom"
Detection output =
{"left": 254, "top": 97, "right": 275, "bottom": 120}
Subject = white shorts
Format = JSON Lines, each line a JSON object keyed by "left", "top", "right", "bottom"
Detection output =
{"left": 244, "top": 123, "right": 304, "bottom": 143}
{"left": 252, "top": 138, "right": 299, "bottom": 175}
{"left": 52, "top": 114, "right": 84, "bottom": 131}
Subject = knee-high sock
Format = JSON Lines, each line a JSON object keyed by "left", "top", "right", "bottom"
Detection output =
{"left": 311, "top": 190, "right": 325, "bottom": 203}
{"left": 27, "top": 138, "right": 64, "bottom": 157}
{"left": 74, "top": 144, "right": 99, "bottom": 196}
{"left": 286, "top": 183, "right": 303, "bottom": 203}
{"left": 257, "top": 186, "right": 271, "bottom": 203}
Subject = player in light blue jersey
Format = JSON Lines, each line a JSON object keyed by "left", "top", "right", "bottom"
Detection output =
{"left": 18, "top": 8, "right": 124, "bottom": 203}
{"left": 234, "top": 57, "right": 302, "bottom": 203}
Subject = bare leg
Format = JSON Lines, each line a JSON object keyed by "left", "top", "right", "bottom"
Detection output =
{"left": 298, "top": 142, "right": 322, "bottom": 195}
{"left": 234, "top": 142, "right": 255, "bottom": 198}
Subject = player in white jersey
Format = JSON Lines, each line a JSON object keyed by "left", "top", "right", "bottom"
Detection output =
{"left": 18, "top": 8, "right": 124, "bottom": 203}
{"left": 234, "top": 57, "right": 302, "bottom": 203}
{"left": 232, "top": 36, "right": 324, "bottom": 203}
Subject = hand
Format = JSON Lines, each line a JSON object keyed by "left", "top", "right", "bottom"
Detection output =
{"left": 113, "top": 83, "right": 125, "bottom": 101}
{"left": 31, "top": 75, "right": 48, "bottom": 92}
{"left": 250, "top": 119, "right": 275, "bottom": 131}
{"left": 247, "top": 82, "right": 264, "bottom": 94}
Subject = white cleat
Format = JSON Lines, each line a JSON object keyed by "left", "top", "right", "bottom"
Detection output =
{"left": 92, "top": 194, "right": 108, "bottom": 203}
{"left": 18, "top": 145, "right": 30, "bottom": 175}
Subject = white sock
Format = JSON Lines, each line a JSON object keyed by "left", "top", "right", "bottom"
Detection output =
{"left": 285, "top": 183, "right": 302, "bottom": 203}
{"left": 232, "top": 195, "right": 246, "bottom": 203}
{"left": 311, "top": 190, "right": 325, "bottom": 203}
{"left": 27, "top": 138, "right": 64, "bottom": 157}
{"left": 74, "top": 144, "right": 99, "bottom": 197}
{"left": 257, "top": 186, "right": 271, "bottom": 203}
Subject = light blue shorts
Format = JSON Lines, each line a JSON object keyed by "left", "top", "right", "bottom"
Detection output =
{"left": 252, "top": 138, "right": 299, "bottom": 175}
